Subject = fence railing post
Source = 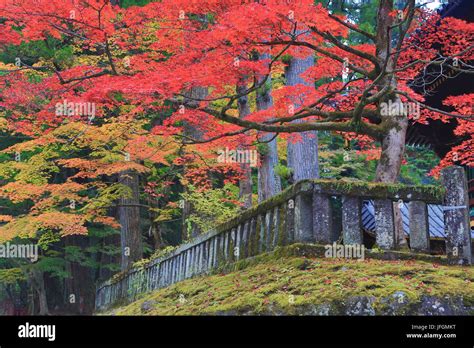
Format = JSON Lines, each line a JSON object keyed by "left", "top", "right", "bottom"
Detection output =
{"left": 374, "top": 199, "right": 395, "bottom": 249}
{"left": 342, "top": 196, "right": 363, "bottom": 245}
{"left": 409, "top": 201, "right": 430, "bottom": 252}
{"left": 294, "top": 193, "right": 314, "bottom": 243}
{"left": 441, "top": 166, "right": 472, "bottom": 265}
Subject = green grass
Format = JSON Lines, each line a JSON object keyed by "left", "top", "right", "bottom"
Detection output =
{"left": 101, "top": 246, "right": 474, "bottom": 316}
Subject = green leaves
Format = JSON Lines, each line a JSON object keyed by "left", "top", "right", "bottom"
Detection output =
{"left": 181, "top": 184, "right": 240, "bottom": 239}
{"left": 0, "top": 268, "right": 26, "bottom": 284}
{"left": 274, "top": 164, "right": 293, "bottom": 180}
{"left": 37, "top": 230, "right": 61, "bottom": 250}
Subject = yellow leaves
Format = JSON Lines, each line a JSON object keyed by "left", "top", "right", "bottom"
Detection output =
{"left": 151, "top": 207, "right": 176, "bottom": 223}
{"left": 70, "top": 53, "right": 102, "bottom": 67}
{"left": 0, "top": 215, "right": 13, "bottom": 222}
{"left": 81, "top": 121, "right": 144, "bottom": 147}
{"left": 0, "top": 216, "right": 39, "bottom": 243}
{"left": 0, "top": 115, "right": 9, "bottom": 132}
{"left": 227, "top": 109, "right": 239, "bottom": 118}
{"left": 0, "top": 212, "right": 88, "bottom": 243}
{"left": 0, "top": 61, "right": 17, "bottom": 72}
{"left": 58, "top": 158, "right": 149, "bottom": 178}
{"left": 34, "top": 212, "right": 88, "bottom": 237}
{"left": 96, "top": 161, "right": 149, "bottom": 176}
{"left": 0, "top": 182, "right": 47, "bottom": 203}
{"left": 0, "top": 181, "right": 86, "bottom": 205}
{"left": 0, "top": 114, "right": 165, "bottom": 245}
{"left": 14, "top": 152, "right": 59, "bottom": 185}
{"left": 3, "top": 136, "right": 54, "bottom": 153}
{"left": 50, "top": 121, "right": 85, "bottom": 138}
{"left": 0, "top": 268, "right": 26, "bottom": 284}
{"left": 0, "top": 161, "right": 26, "bottom": 180}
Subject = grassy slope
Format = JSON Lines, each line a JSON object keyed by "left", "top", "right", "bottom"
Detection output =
{"left": 103, "top": 245, "right": 474, "bottom": 315}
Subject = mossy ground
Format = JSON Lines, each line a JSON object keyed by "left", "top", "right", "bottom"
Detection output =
{"left": 101, "top": 246, "right": 474, "bottom": 316}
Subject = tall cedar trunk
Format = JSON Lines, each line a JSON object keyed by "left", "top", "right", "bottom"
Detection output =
{"left": 374, "top": 0, "right": 408, "bottom": 247}
{"left": 286, "top": 55, "right": 319, "bottom": 181}
{"left": 237, "top": 81, "right": 253, "bottom": 208}
{"left": 182, "top": 87, "right": 208, "bottom": 238}
{"left": 64, "top": 235, "right": 94, "bottom": 314}
{"left": 118, "top": 170, "right": 143, "bottom": 270}
{"left": 31, "top": 269, "right": 49, "bottom": 315}
{"left": 256, "top": 53, "right": 281, "bottom": 202}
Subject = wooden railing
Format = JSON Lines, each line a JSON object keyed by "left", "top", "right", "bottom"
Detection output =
{"left": 95, "top": 166, "right": 472, "bottom": 311}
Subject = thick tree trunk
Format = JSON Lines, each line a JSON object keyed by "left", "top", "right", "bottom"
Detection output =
{"left": 31, "top": 270, "right": 49, "bottom": 315}
{"left": 64, "top": 235, "right": 95, "bottom": 315}
{"left": 375, "top": 116, "right": 408, "bottom": 183}
{"left": 374, "top": 0, "right": 409, "bottom": 247}
{"left": 237, "top": 81, "right": 253, "bottom": 208}
{"left": 256, "top": 53, "right": 281, "bottom": 202}
{"left": 286, "top": 55, "right": 319, "bottom": 181}
{"left": 118, "top": 170, "right": 143, "bottom": 270}
{"left": 375, "top": 106, "right": 409, "bottom": 248}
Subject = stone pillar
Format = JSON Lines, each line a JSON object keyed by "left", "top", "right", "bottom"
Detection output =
{"left": 171, "top": 257, "right": 177, "bottom": 284}
{"left": 294, "top": 194, "right": 314, "bottom": 242}
{"left": 313, "top": 191, "right": 332, "bottom": 243}
{"left": 409, "top": 201, "right": 430, "bottom": 252}
{"left": 243, "top": 221, "right": 251, "bottom": 258}
{"left": 196, "top": 244, "right": 202, "bottom": 275}
{"left": 149, "top": 266, "right": 155, "bottom": 291}
{"left": 190, "top": 247, "right": 195, "bottom": 277}
{"left": 374, "top": 199, "right": 395, "bottom": 249}
{"left": 265, "top": 211, "right": 272, "bottom": 250}
{"left": 168, "top": 260, "right": 172, "bottom": 285}
{"left": 175, "top": 254, "right": 181, "bottom": 282}
{"left": 184, "top": 249, "right": 190, "bottom": 279}
{"left": 208, "top": 239, "right": 214, "bottom": 270}
{"left": 342, "top": 196, "right": 363, "bottom": 245}
{"left": 165, "top": 260, "right": 170, "bottom": 286}
{"left": 223, "top": 232, "right": 229, "bottom": 261}
{"left": 219, "top": 234, "right": 225, "bottom": 265}
{"left": 213, "top": 237, "right": 218, "bottom": 268}
{"left": 202, "top": 241, "right": 208, "bottom": 273}
{"left": 258, "top": 214, "right": 265, "bottom": 252}
{"left": 160, "top": 262, "right": 165, "bottom": 287}
{"left": 229, "top": 229, "right": 235, "bottom": 263}
{"left": 286, "top": 199, "right": 295, "bottom": 244}
{"left": 272, "top": 206, "right": 280, "bottom": 248}
{"left": 159, "top": 263, "right": 164, "bottom": 288}
{"left": 441, "top": 166, "right": 472, "bottom": 265}
{"left": 235, "top": 225, "right": 242, "bottom": 260}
